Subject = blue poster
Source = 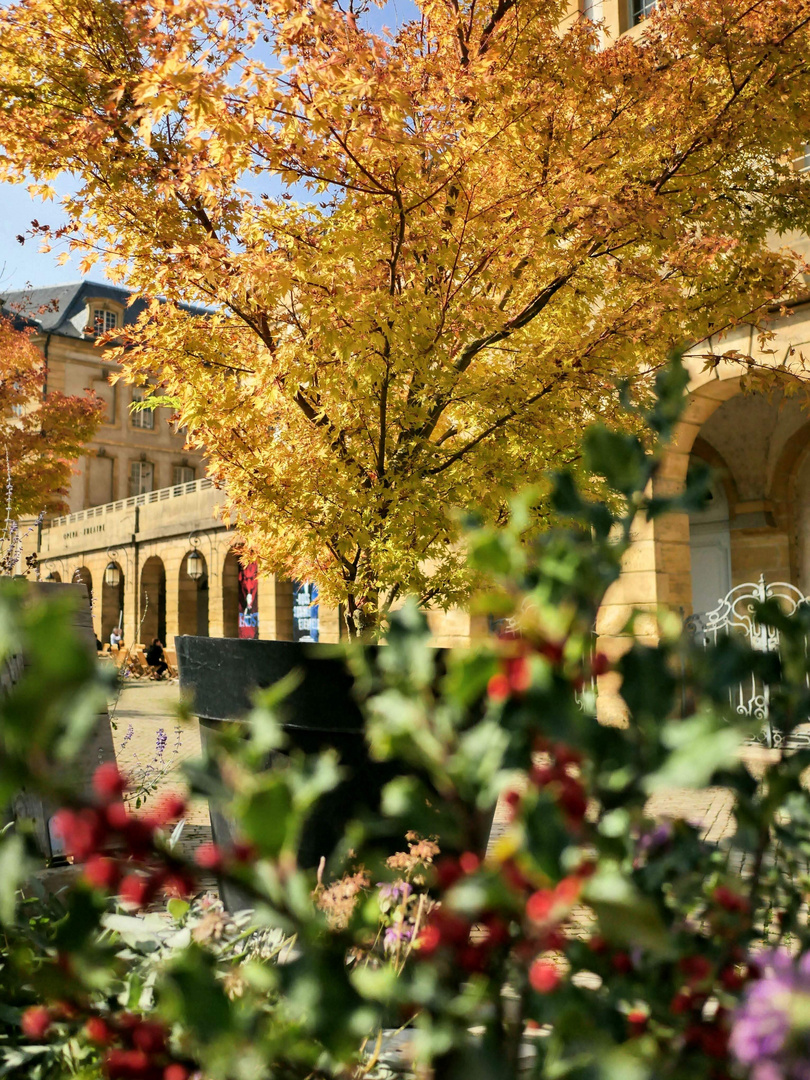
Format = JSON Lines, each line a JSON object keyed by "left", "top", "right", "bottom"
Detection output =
{"left": 292, "top": 582, "right": 319, "bottom": 642}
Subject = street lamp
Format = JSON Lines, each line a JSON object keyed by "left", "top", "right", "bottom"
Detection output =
{"left": 104, "top": 561, "right": 121, "bottom": 588}
{"left": 186, "top": 547, "right": 205, "bottom": 582}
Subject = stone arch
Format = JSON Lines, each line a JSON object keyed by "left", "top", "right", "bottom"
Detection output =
{"left": 655, "top": 374, "right": 810, "bottom": 614}
{"left": 71, "top": 565, "right": 93, "bottom": 605}
{"left": 140, "top": 555, "right": 167, "bottom": 645}
{"left": 178, "top": 550, "right": 209, "bottom": 637}
{"left": 100, "top": 562, "right": 124, "bottom": 646}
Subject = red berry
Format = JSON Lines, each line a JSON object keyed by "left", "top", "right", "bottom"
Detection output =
{"left": 84, "top": 855, "right": 121, "bottom": 891}
{"left": 105, "top": 802, "right": 129, "bottom": 830}
{"left": 459, "top": 852, "right": 480, "bottom": 875}
{"left": 122, "top": 818, "right": 154, "bottom": 857}
{"left": 132, "top": 1020, "right": 167, "bottom": 1055}
{"left": 590, "top": 652, "right": 611, "bottom": 677}
{"left": 502, "top": 789, "right": 521, "bottom": 821}
{"left": 552, "top": 743, "right": 583, "bottom": 767}
{"left": 588, "top": 935, "right": 607, "bottom": 954}
{"left": 85, "top": 1016, "right": 114, "bottom": 1044}
{"left": 627, "top": 1008, "right": 647, "bottom": 1033}
{"left": 487, "top": 673, "right": 511, "bottom": 701}
{"left": 526, "top": 889, "right": 555, "bottom": 923}
{"left": 457, "top": 944, "right": 489, "bottom": 972}
{"left": 529, "top": 764, "right": 555, "bottom": 787}
{"left": 417, "top": 923, "right": 441, "bottom": 955}
{"left": 232, "top": 841, "right": 256, "bottom": 863}
{"left": 481, "top": 913, "right": 510, "bottom": 947}
{"left": 161, "top": 871, "right": 195, "bottom": 899}
{"left": 671, "top": 990, "right": 693, "bottom": 1014}
{"left": 52, "top": 808, "right": 107, "bottom": 860}
{"left": 435, "top": 858, "right": 464, "bottom": 890}
{"left": 713, "top": 885, "right": 749, "bottom": 915}
{"left": 505, "top": 656, "right": 531, "bottom": 694}
{"left": 119, "top": 874, "right": 153, "bottom": 909}
{"left": 700, "top": 1024, "right": 729, "bottom": 1059}
{"left": 194, "top": 843, "right": 224, "bottom": 871}
{"left": 528, "top": 958, "right": 560, "bottom": 993}
{"left": 21, "top": 1006, "right": 51, "bottom": 1041}
{"left": 537, "top": 640, "right": 565, "bottom": 665}
{"left": 164, "top": 1067, "right": 189, "bottom": 1080}
{"left": 102, "top": 1048, "right": 154, "bottom": 1079}
{"left": 720, "top": 966, "right": 745, "bottom": 991}
{"left": 679, "top": 955, "right": 712, "bottom": 985}
{"left": 557, "top": 777, "right": 587, "bottom": 820}
{"left": 93, "top": 763, "right": 128, "bottom": 802}
{"left": 434, "top": 910, "right": 471, "bottom": 946}
{"left": 611, "top": 951, "right": 632, "bottom": 974}
{"left": 153, "top": 795, "right": 187, "bottom": 824}
{"left": 554, "top": 876, "right": 582, "bottom": 906}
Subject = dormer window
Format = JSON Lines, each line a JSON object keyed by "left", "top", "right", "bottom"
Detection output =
{"left": 93, "top": 308, "right": 118, "bottom": 336}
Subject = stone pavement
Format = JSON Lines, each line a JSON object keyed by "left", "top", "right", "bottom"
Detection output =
{"left": 107, "top": 677, "right": 211, "bottom": 860}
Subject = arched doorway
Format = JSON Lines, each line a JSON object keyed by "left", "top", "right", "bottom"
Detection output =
{"left": 222, "top": 550, "right": 239, "bottom": 638}
{"left": 140, "top": 556, "right": 166, "bottom": 645}
{"left": 222, "top": 549, "right": 259, "bottom": 638}
{"left": 72, "top": 566, "right": 92, "bottom": 605}
{"left": 100, "top": 562, "right": 123, "bottom": 646}
{"left": 680, "top": 385, "right": 808, "bottom": 614}
{"left": 178, "top": 550, "right": 209, "bottom": 637}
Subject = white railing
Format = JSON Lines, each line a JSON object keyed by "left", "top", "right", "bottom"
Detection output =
{"left": 44, "top": 477, "right": 216, "bottom": 529}
{"left": 685, "top": 575, "right": 810, "bottom": 748}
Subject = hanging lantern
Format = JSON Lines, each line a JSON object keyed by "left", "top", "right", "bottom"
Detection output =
{"left": 186, "top": 549, "right": 204, "bottom": 581}
{"left": 104, "top": 561, "right": 121, "bottom": 588}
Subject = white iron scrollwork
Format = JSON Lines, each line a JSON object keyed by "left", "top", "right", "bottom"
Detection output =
{"left": 685, "top": 575, "right": 810, "bottom": 750}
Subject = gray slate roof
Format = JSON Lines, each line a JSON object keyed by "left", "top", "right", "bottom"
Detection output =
{"left": 0, "top": 281, "right": 207, "bottom": 339}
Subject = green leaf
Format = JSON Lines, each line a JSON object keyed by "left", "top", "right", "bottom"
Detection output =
{"left": 167, "top": 898, "right": 190, "bottom": 922}
{"left": 644, "top": 712, "right": 742, "bottom": 793}
{"left": 585, "top": 865, "right": 672, "bottom": 955}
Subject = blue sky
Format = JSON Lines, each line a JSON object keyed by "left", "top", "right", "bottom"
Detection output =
{"left": 0, "top": 0, "right": 420, "bottom": 293}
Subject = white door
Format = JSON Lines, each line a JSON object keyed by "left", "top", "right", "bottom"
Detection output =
{"left": 689, "top": 479, "right": 732, "bottom": 615}
{"left": 690, "top": 531, "right": 732, "bottom": 614}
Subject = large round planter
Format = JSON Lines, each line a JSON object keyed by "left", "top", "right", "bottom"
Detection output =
{"left": 175, "top": 636, "right": 402, "bottom": 908}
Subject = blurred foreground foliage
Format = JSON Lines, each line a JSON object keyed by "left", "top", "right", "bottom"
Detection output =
{"left": 1, "top": 359, "right": 809, "bottom": 1080}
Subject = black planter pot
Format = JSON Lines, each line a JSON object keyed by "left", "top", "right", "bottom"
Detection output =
{"left": 175, "top": 636, "right": 402, "bottom": 908}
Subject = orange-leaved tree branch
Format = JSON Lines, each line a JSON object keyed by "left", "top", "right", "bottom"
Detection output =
{"left": 0, "top": 317, "right": 104, "bottom": 517}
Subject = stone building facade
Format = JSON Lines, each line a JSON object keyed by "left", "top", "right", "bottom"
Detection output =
{"left": 0, "top": 281, "right": 205, "bottom": 512}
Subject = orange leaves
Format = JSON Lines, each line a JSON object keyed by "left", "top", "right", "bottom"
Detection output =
{"left": 0, "top": 317, "right": 104, "bottom": 516}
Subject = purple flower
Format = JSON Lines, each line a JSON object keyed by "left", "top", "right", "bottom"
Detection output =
{"left": 154, "top": 728, "right": 168, "bottom": 760}
{"left": 377, "top": 881, "right": 412, "bottom": 905}
{"left": 730, "top": 950, "right": 810, "bottom": 1080}
{"left": 383, "top": 922, "right": 413, "bottom": 952}
{"left": 637, "top": 820, "right": 673, "bottom": 854}
{"left": 121, "top": 724, "right": 134, "bottom": 751}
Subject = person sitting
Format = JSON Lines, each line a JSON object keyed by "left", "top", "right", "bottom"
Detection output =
{"left": 109, "top": 627, "right": 123, "bottom": 650}
{"left": 145, "top": 638, "right": 169, "bottom": 679}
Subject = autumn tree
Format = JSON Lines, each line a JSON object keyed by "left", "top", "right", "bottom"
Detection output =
{"left": 0, "top": 316, "right": 103, "bottom": 517}
{"left": 2, "top": 0, "right": 810, "bottom": 630}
